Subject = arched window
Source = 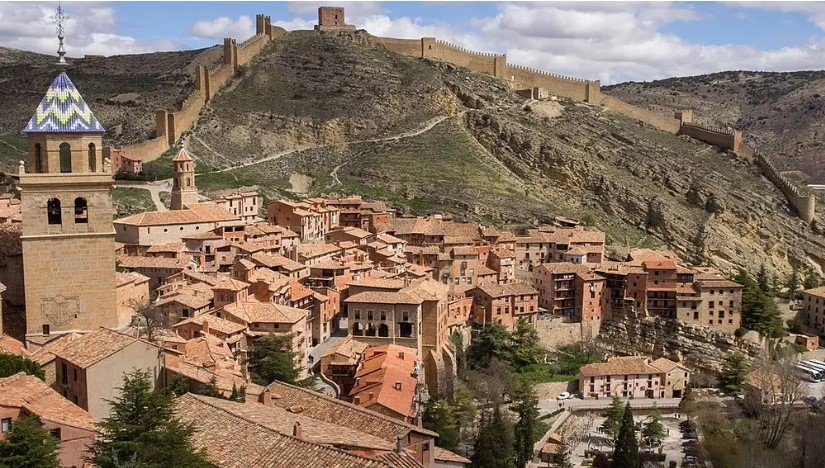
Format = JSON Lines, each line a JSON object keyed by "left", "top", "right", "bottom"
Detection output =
{"left": 353, "top": 322, "right": 363, "bottom": 336}
{"left": 378, "top": 323, "right": 389, "bottom": 337}
{"left": 47, "top": 198, "right": 61, "bottom": 225}
{"left": 59, "top": 143, "right": 71, "bottom": 173}
{"left": 88, "top": 143, "right": 96, "bottom": 172}
{"left": 365, "top": 323, "right": 376, "bottom": 337}
{"left": 34, "top": 143, "right": 43, "bottom": 173}
{"left": 74, "top": 198, "right": 88, "bottom": 224}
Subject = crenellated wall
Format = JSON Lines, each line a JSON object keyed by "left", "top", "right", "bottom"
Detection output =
{"left": 678, "top": 122, "right": 742, "bottom": 152}
{"left": 600, "top": 95, "right": 681, "bottom": 133}
{"left": 746, "top": 144, "right": 817, "bottom": 224}
{"left": 506, "top": 63, "right": 599, "bottom": 103}
{"left": 108, "top": 14, "right": 284, "bottom": 171}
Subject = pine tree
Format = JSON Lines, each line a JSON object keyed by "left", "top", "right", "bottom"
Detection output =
{"left": 641, "top": 409, "right": 667, "bottom": 446}
{"left": 678, "top": 386, "right": 696, "bottom": 420}
{"left": 90, "top": 369, "right": 211, "bottom": 468}
{"left": 168, "top": 374, "right": 191, "bottom": 397}
{"left": 198, "top": 377, "right": 223, "bottom": 398}
{"left": 719, "top": 352, "right": 750, "bottom": 395}
{"left": 229, "top": 383, "right": 246, "bottom": 402}
{"left": 513, "top": 380, "right": 540, "bottom": 468}
{"left": 247, "top": 333, "right": 302, "bottom": 386}
{"left": 511, "top": 318, "right": 541, "bottom": 369}
{"left": 736, "top": 269, "right": 783, "bottom": 337}
{"left": 788, "top": 266, "right": 800, "bottom": 300}
{"left": 757, "top": 264, "right": 770, "bottom": 293}
{"left": 0, "top": 415, "right": 60, "bottom": 468}
{"left": 612, "top": 402, "right": 638, "bottom": 468}
{"left": 601, "top": 395, "right": 625, "bottom": 440}
{"left": 471, "top": 406, "right": 514, "bottom": 468}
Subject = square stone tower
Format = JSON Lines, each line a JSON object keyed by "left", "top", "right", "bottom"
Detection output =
{"left": 315, "top": 6, "right": 356, "bottom": 31}
{"left": 19, "top": 72, "right": 118, "bottom": 339}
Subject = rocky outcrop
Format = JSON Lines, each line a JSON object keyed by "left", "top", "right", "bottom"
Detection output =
{"left": 597, "top": 313, "right": 762, "bottom": 373}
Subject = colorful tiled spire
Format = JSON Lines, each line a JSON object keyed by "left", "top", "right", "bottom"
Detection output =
{"left": 24, "top": 72, "right": 105, "bottom": 134}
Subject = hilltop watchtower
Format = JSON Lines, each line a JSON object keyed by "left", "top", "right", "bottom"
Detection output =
{"left": 315, "top": 6, "right": 356, "bottom": 31}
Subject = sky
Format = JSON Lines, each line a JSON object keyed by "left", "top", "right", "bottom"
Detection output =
{"left": 4, "top": 1, "right": 825, "bottom": 84}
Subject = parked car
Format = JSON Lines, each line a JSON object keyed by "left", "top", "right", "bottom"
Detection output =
{"left": 803, "top": 396, "right": 817, "bottom": 405}
{"left": 556, "top": 392, "right": 572, "bottom": 400}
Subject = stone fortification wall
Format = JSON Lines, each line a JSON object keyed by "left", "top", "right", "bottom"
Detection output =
{"left": 745, "top": 144, "right": 817, "bottom": 224}
{"left": 108, "top": 14, "right": 283, "bottom": 170}
{"left": 430, "top": 39, "right": 505, "bottom": 77}
{"left": 678, "top": 122, "right": 742, "bottom": 152}
{"left": 507, "top": 63, "right": 599, "bottom": 103}
{"left": 597, "top": 313, "right": 761, "bottom": 373}
{"left": 600, "top": 95, "right": 681, "bottom": 133}
{"left": 373, "top": 37, "right": 422, "bottom": 56}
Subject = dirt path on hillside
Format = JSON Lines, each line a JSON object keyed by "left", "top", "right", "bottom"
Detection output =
{"left": 207, "top": 112, "right": 463, "bottom": 175}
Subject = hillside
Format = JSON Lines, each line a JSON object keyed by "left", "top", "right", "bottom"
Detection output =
{"left": 0, "top": 45, "right": 223, "bottom": 171}
{"left": 182, "top": 30, "right": 824, "bottom": 276}
{"left": 604, "top": 70, "right": 825, "bottom": 183}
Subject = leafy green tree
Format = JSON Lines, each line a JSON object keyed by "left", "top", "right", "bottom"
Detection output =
{"left": 719, "top": 353, "right": 750, "bottom": 395}
{"left": 452, "top": 385, "right": 477, "bottom": 434}
{"left": 0, "top": 415, "right": 59, "bottom": 468}
{"left": 642, "top": 409, "right": 667, "bottom": 446}
{"left": 554, "top": 448, "right": 574, "bottom": 468}
{"left": 471, "top": 405, "right": 514, "bottom": 468}
{"left": 423, "top": 398, "right": 460, "bottom": 451}
{"left": 0, "top": 354, "right": 45, "bottom": 380}
{"left": 612, "top": 402, "right": 638, "bottom": 468}
{"left": 788, "top": 266, "right": 800, "bottom": 300}
{"left": 512, "top": 380, "right": 540, "bottom": 468}
{"left": 248, "top": 333, "right": 311, "bottom": 387}
{"left": 551, "top": 343, "right": 603, "bottom": 377}
{"left": 90, "top": 369, "right": 211, "bottom": 468}
{"left": 601, "top": 395, "right": 625, "bottom": 440}
{"left": 467, "top": 323, "right": 513, "bottom": 370}
{"left": 757, "top": 264, "right": 770, "bottom": 293}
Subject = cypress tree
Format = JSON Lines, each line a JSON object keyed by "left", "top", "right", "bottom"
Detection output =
{"left": 471, "top": 405, "right": 514, "bottom": 468}
{"left": 756, "top": 264, "right": 769, "bottom": 293}
{"left": 601, "top": 395, "right": 625, "bottom": 440}
{"left": 788, "top": 266, "right": 800, "bottom": 300}
{"left": 0, "top": 415, "right": 60, "bottom": 468}
{"left": 612, "top": 402, "right": 638, "bottom": 468}
{"left": 719, "top": 352, "right": 749, "bottom": 395}
{"left": 513, "top": 381, "right": 540, "bottom": 468}
{"left": 90, "top": 369, "right": 211, "bottom": 468}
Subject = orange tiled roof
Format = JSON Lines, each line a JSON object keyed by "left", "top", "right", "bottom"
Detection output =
{"left": 805, "top": 286, "right": 825, "bottom": 298}
{"left": 579, "top": 356, "right": 661, "bottom": 378}
{"left": 320, "top": 336, "right": 369, "bottom": 365}
{"left": 0, "top": 224, "right": 22, "bottom": 256}
{"left": 476, "top": 282, "right": 538, "bottom": 298}
{"left": 347, "top": 277, "right": 406, "bottom": 290}
{"left": 214, "top": 278, "right": 250, "bottom": 292}
{"left": 222, "top": 300, "right": 306, "bottom": 325}
{"left": 115, "top": 203, "right": 238, "bottom": 226}
{"left": 50, "top": 327, "right": 152, "bottom": 369}
{"left": 0, "top": 334, "right": 28, "bottom": 356}
{"left": 173, "top": 394, "right": 390, "bottom": 468}
{"left": 0, "top": 373, "right": 97, "bottom": 430}
{"left": 345, "top": 291, "right": 421, "bottom": 305}
{"left": 116, "top": 271, "right": 150, "bottom": 287}
{"left": 263, "top": 381, "right": 438, "bottom": 439}
{"left": 173, "top": 312, "right": 246, "bottom": 335}
{"left": 29, "top": 332, "right": 85, "bottom": 365}
{"left": 434, "top": 446, "right": 471, "bottom": 464}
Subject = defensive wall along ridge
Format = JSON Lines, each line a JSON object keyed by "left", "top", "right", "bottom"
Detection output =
{"left": 106, "top": 14, "right": 286, "bottom": 168}
{"left": 371, "top": 33, "right": 815, "bottom": 223}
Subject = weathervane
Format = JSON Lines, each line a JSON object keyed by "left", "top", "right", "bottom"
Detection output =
{"left": 50, "top": 3, "right": 70, "bottom": 66}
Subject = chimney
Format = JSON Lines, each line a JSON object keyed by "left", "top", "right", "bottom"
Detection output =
{"left": 368, "top": 391, "right": 374, "bottom": 400}
{"left": 398, "top": 351, "right": 404, "bottom": 360}
{"left": 394, "top": 381, "right": 402, "bottom": 391}
{"left": 354, "top": 396, "right": 361, "bottom": 404}
{"left": 293, "top": 421, "right": 302, "bottom": 439}
{"left": 202, "top": 320, "right": 209, "bottom": 334}
{"left": 396, "top": 435, "right": 403, "bottom": 454}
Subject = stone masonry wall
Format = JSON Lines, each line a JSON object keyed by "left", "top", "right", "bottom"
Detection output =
{"left": 678, "top": 122, "right": 742, "bottom": 152}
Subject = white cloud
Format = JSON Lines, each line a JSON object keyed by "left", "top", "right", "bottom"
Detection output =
{"left": 286, "top": 1, "right": 384, "bottom": 18}
{"left": 189, "top": 15, "right": 255, "bottom": 40}
{"left": 0, "top": 3, "right": 180, "bottom": 57}
{"left": 272, "top": 17, "right": 316, "bottom": 32}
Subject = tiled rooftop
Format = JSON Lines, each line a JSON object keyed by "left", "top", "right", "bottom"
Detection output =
{"left": 0, "top": 372, "right": 97, "bottom": 430}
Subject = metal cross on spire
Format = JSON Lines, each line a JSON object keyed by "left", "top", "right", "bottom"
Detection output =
{"left": 50, "top": 3, "right": 70, "bottom": 66}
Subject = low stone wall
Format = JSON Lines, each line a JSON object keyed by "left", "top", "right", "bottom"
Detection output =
{"left": 596, "top": 313, "right": 761, "bottom": 373}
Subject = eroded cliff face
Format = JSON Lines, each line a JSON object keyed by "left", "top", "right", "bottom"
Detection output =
{"left": 596, "top": 313, "right": 762, "bottom": 373}
{"left": 460, "top": 103, "right": 825, "bottom": 277}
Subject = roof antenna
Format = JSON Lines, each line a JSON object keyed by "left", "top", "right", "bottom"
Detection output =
{"left": 50, "top": 2, "right": 70, "bottom": 67}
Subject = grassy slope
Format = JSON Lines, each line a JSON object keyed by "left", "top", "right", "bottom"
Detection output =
{"left": 113, "top": 187, "right": 156, "bottom": 218}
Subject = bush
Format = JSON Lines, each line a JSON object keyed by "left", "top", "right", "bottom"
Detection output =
{"left": 786, "top": 318, "right": 806, "bottom": 334}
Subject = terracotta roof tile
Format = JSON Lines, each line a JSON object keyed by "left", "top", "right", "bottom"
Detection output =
{"left": 222, "top": 301, "right": 306, "bottom": 325}
{"left": 0, "top": 373, "right": 97, "bottom": 430}
{"left": 50, "top": 328, "right": 154, "bottom": 369}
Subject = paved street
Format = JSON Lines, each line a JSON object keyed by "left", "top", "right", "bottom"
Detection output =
{"left": 538, "top": 397, "right": 682, "bottom": 415}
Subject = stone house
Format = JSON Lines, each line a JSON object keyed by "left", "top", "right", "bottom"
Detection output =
{"left": 579, "top": 355, "right": 690, "bottom": 399}
{"left": 0, "top": 372, "right": 97, "bottom": 467}
{"left": 114, "top": 202, "right": 240, "bottom": 247}
{"left": 319, "top": 336, "right": 369, "bottom": 395}
{"left": 115, "top": 271, "right": 150, "bottom": 326}
{"left": 172, "top": 312, "right": 246, "bottom": 352}
{"left": 49, "top": 327, "right": 164, "bottom": 419}
{"left": 266, "top": 199, "right": 339, "bottom": 243}
{"left": 802, "top": 286, "right": 825, "bottom": 335}
{"left": 350, "top": 345, "right": 420, "bottom": 424}
{"left": 472, "top": 282, "right": 539, "bottom": 330}
{"left": 213, "top": 190, "right": 260, "bottom": 224}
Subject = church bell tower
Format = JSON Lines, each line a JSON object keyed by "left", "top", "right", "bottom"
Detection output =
{"left": 19, "top": 6, "right": 118, "bottom": 340}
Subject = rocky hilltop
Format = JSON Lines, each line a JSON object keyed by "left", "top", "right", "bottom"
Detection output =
{"left": 181, "top": 31, "right": 824, "bottom": 277}
{"left": 605, "top": 70, "right": 825, "bottom": 183}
